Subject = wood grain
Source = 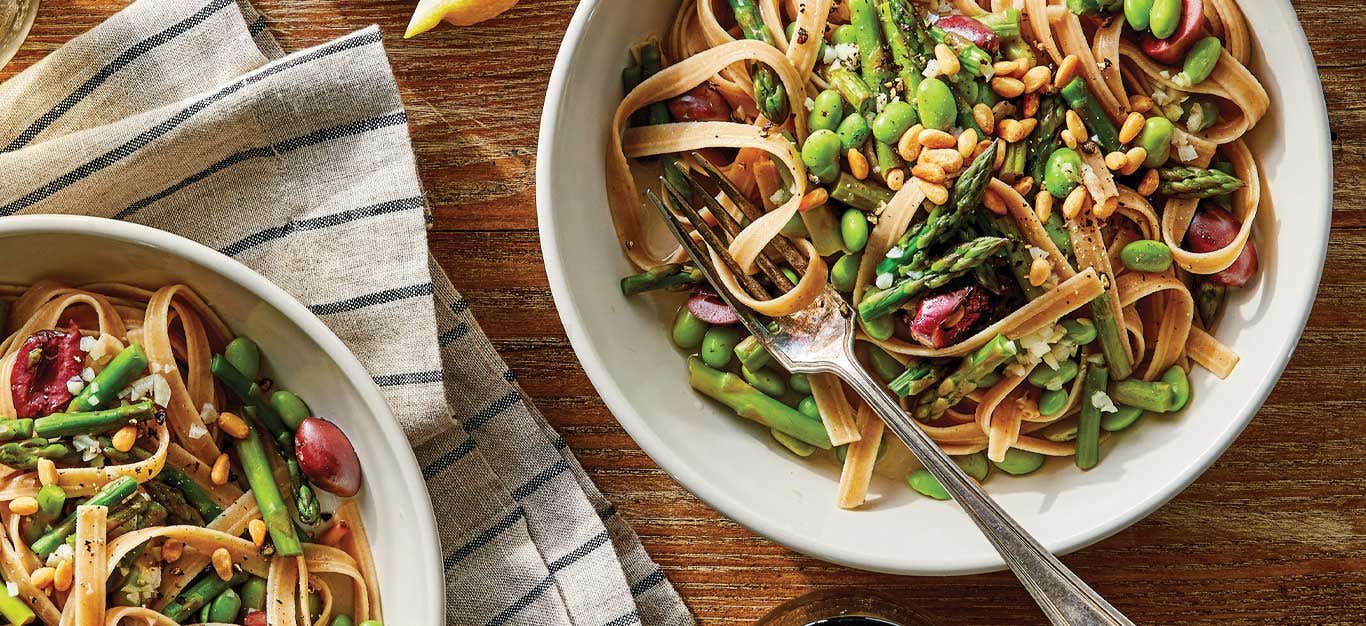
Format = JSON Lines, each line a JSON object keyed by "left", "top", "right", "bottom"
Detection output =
{"left": 4, "top": 1, "right": 1364, "bottom": 623}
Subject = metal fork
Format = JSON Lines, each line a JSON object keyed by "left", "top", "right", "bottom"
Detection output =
{"left": 649, "top": 166, "right": 1134, "bottom": 626}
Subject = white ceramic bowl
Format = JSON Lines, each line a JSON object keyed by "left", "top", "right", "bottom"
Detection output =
{"left": 537, "top": 1, "right": 1331, "bottom": 574}
{"left": 0, "top": 216, "right": 443, "bottom": 617}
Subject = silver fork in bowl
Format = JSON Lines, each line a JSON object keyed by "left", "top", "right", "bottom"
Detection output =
{"left": 647, "top": 165, "right": 1134, "bottom": 626}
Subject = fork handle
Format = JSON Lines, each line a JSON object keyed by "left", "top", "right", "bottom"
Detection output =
{"left": 838, "top": 365, "right": 1135, "bottom": 626}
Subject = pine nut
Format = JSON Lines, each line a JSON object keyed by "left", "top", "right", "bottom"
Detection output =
{"left": 885, "top": 168, "right": 906, "bottom": 191}
{"left": 1119, "top": 112, "right": 1146, "bottom": 144}
{"left": 1028, "top": 257, "right": 1052, "bottom": 286}
{"left": 999, "top": 118, "right": 1038, "bottom": 143}
{"left": 1060, "top": 128, "right": 1079, "bottom": 150}
{"left": 1129, "top": 94, "right": 1154, "bottom": 114}
{"left": 972, "top": 104, "right": 995, "bottom": 135}
{"left": 934, "top": 44, "right": 960, "bottom": 77}
{"left": 1122, "top": 147, "right": 1148, "bottom": 175}
{"left": 912, "top": 163, "right": 947, "bottom": 184}
{"left": 847, "top": 148, "right": 870, "bottom": 180}
{"left": 993, "top": 140, "right": 1008, "bottom": 170}
{"left": 37, "top": 459, "right": 57, "bottom": 486}
{"left": 897, "top": 125, "right": 923, "bottom": 161}
{"left": 111, "top": 425, "right": 138, "bottom": 452}
{"left": 920, "top": 148, "right": 964, "bottom": 172}
{"left": 1065, "top": 110, "right": 1088, "bottom": 145}
{"left": 1094, "top": 195, "right": 1120, "bottom": 219}
{"left": 973, "top": 139, "right": 992, "bottom": 159}
{"left": 162, "top": 538, "right": 184, "bottom": 563}
{"left": 1022, "top": 92, "right": 1040, "bottom": 118}
{"left": 249, "top": 519, "right": 268, "bottom": 549}
{"left": 983, "top": 190, "right": 1008, "bottom": 215}
{"left": 1062, "top": 185, "right": 1089, "bottom": 219}
{"left": 957, "top": 128, "right": 978, "bottom": 160}
{"left": 799, "top": 188, "right": 828, "bottom": 212}
{"left": 1014, "top": 176, "right": 1035, "bottom": 197}
{"left": 9, "top": 496, "right": 38, "bottom": 516}
{"left": 1105, "top": 151, "right": 1128, "bottom": 171}
{"left": 991, "top": 76, "right": 1025, "bottom": 99}
{"left": 992, "top": 61, "right": 1017, "bottom": 77}
{"left": 211, "top": 453, "right": 231, "bottom": 486}
{"left": 212, "top": 547, "right": 234, "bottom": 581}
{"left": 320, "top": 520, "right": 352, "bottom": 547}
{"left": 54, "top": 559, "right": 73, "bottom": 592}
{"left": 918, "top": 128, "right": 956, "bottom": 149}
{"left": 1138, "top": 168, "right": 1161, "bottom": 196}
{"left": 217, "top": 411, "right": 249, "bottom": 439}
{"left": 1053, "top": 54, "right": 1082, "bottom": 90}
{"left": 916, "top": 178, "right": 949, "bottom": 204}
{"left": 1035, "top": 190, "right": 1054, "bottom": 222}
{"left": 1022, "top": 65, "right": 1052, "bottom": 93}
{"left": 29, "top": 567, "right": 54, "bottom": 590}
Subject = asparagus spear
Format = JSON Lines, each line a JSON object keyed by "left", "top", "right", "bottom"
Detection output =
{"left": 0, "top": 419, "right": 32, "bottom": 441}
{"left": 637, "top": 42, "right": 672, "bottom": 127}
{"left": 1157, "top": 166, "right": 1245, "bottom": 198}
{"left": 31, "top": 476, "right": 137, "bottom": 558}
{"left": 143, "top": 479, "right": 205, "bottom": 526}
{"left": 904, "top": 140, "right": 999, "bottom": 268}
{"left": 733, "top": 335, "right": 771, "bottom": 371}
{"left": 619, "top": 264, "right": 703, "bottom": 296}
{"left": 858, "top": 236, "right": 1010, "bottom": 320}
{"left": 23, "top": 484, "right": 67, "bottom": 543}
{"left": 888, "top": 362, "right": 945, "bottom": 398}
{"left": 928, "top": 27, "right": 993, "bottom": 78}
{"left": 876, "top": 0, "right": 926, "bottom": 96}
{"left": 1043, "top": 213, "right": 1074, "bottom": 258}
{"left": 1001, "top": 140, "right": 1028, "bottom": 179}
{"left": 287, "top": 457, "right": 321, "bottom": 526}
{"left": 1059, "top": 78, "right": 1122, "bottom": 153}
{"left": 114, "top": 446, "right": 225, "bottom": 522}
{"left": 211, "top": 355, "right": 291, "bottom": 446}
{"left": 0, "top": 575, "right": 34, "bottom": 625}
{"left": 237, "top": 425, "right": 302, "bottom": 556}
{"left": 67, "top": 344, "right": 149, "bottom": 412}
{"left": 974, "top": 212, "right": 1046, "bottom": 300}
{"left": 830, "top": 172, "right": 895, "bottom": 212}
{"left": 1075, "top": 364, "right": 1108, "bottom": 470}
{"left": 826, "top": 67, "right": 875, "bottom": 116}
{"left": 0, "top": 439, "right": 70, "bottom": 470}
{"left": 850, "top": 0, "right": 896, "bottom": 100}
{"left": 162, "top": 568, "right": 249, "bottom": 623}
{"left": 687, "top": 357, "right": 833, "bottom": 449}
{"left": 913, "top": 335, "right": 1018, "bottom": 421}
{"left": 32, "top": 399, "right": 155, "bottom": 438}
{"left": 728, "top": 0, "right": 789, "bottom": 122}
{"left": 1194, "top": 278, "right": 1226, "bottom": 328}
{"left": 1089, "top": 292, "right": 1133, "bottom": 381}
{"left": 1026, "top": 96, "right": 1066, "bottom": 184}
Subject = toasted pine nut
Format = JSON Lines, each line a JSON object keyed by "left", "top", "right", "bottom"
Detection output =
{"left": 1053, "top": 54, "right": 1082, "bottom": 90}
{"left": 920, "top": 148, "right": 964, "bottom": 172}
{"left": 956, "top": 129, "right": 978, "bottom": 160}
{"left": 1035, "top": 190, "right": 1054, "bottom": 222}
{"left": 29, "top": 567, "right": 54, "bottom": 590}
{"left": 885, "top": 168, "right": 906, "bottom": 191}
{"left": 1028, "top": 257, "right": 1052, "bottom": 286}
{"left": 211, "top": 453, "right": 231, "bottom": 486}
{"left": 163, "top": 538, "right": 185, "bottom": 563}
{"left": 1002, "top": 118, "right": 1037, "bottom": 143}
{"left": 915, "top": 178, "right": 949, "bottom": 205}
{"left": 1060, "top": 128, "right": 1079, "bottom": 150}
{"left": 320, "top": 520, "right": 352, "bottom": 547}
{"left": 799, "top": 188, "right": 828, "bottom": 212}
{"left": 1022, "top": 65, "right": 1052, "bottom": 93}
{"left": 1105, "top": 151, "right": 1127, "bottom": 171}
{"left": 982, "top": 190, "right": 1008, "bottom": 216}
{"left": 1022, "top": 92, "right": 1040, "bottom": 118}
{"left": 1065, "top": 110, "right": 1088, "bottom": 145}
{"left": 217, "top": 411, "right": 249, "bottom": 439}
{"left": 847, "top": 148, "right": 870, "bottom": 180}
{"left": 110, "top": 424, "right": 138, "bottom": 452}
{"left": 9, "top": 496, "right": 38, "bottom": 516}
{"left": 897, "top": 125, "right": 923, "bottom": 161}
{"left": 37, "top": 459, "right": 57, "bottom": 486}
{"left": 1122, "top": 147, "right": 1148, "bottom": 175}
{"left": 991, "top": 76, "right": 1025, "bottom": 99}
{"left": 212, "top": 547, "right": 234, "bottom": 581}
{"left": 54, "top": 559, "right": 73, "bottom": 592}
{"left": 1094, "top": 195, "right": 1120, "bottom": 219}
{"left": 1013, "top": 176, "right": 1035, "bottom": 197}
{"left": 1138, "top": 168, "right": 1161, "bottom": 195}
{"left": 912, "top": 163, "right": 947, "bottom": 184}
{"left": 248, "top": 518, "right": 268, "bottom": 548}
{"left": 972, "top": 104, "right": 995, "bottom": 135}
{"left": 1129, "top": 94, "right": 1154, "bottom": 114}
{"left": 918, "top": 128, "right": 956, "bottom": 150}
{"left": 1119, "top": 112, "right": 1146, "bottom": 144}
{"left": 993, "top": 140, "right": 1008, "bottom": 170}
{"left": 934, "top": 44, "right": 960, "bottom": 77}
{"left": 1062, "top": 185, "right": 1089, "bottom": 219}
{"left": 973, "top": 139, "right": 992, "bottom": 159}
{"left": 992, "top": 61, "right": 1018, "bottom": 77}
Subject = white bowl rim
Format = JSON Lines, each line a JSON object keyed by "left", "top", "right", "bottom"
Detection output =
{"left": 536, "top": 0, "right": 1332, "bottom": 575}
{"left": 0, "top": 215, "right": 445, "bottom": 610}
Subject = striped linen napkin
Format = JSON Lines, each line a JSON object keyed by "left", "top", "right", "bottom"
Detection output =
{"left": 0, "top": 0, "right": 694, "bottom": 624}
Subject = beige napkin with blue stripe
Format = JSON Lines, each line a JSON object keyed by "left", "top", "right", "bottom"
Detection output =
{"left": 0, "top": 0, "right": 694, "bottom": 623}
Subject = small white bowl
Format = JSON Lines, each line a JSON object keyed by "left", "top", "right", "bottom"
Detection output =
{"left": 537, "top": 1, "right": 1331, "bottom": 574}
{"left": 0, "top": 215, "right": 443, "bottom": 617}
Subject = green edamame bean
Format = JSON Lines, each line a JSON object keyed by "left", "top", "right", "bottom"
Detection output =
{"left": 1124, "top": 0, "right": 1154, "bottom": 30}
{"left": 359, "top": 621, "right": 383, "bottom": 626}
{"left": 907, "top": 468, "right": 951, "bottom": 500}
{"left": 808, "top": 89, "right": 845, "bottom": 133}
{"left": 1181, "top": 98, "right": 1218, "bottom": 132}
{"left": 832, "top": 24, "right": 858, "bottom": 46}
{"left": 224, "top": 337, "right": 261, "bottom": 381}
{"left": 993, "top": 448, "right": 1046, "bottom": 476}
{"left": 836, "top": 113, "right": 872, "bottom": 150}
{"left": 1038, "top": 388, "right": 1069, "bottom": 417}
{"left": 840, "top": 209, "right": 869, "bottom": 252}
{"left": 797, "top": 395, "right": 820, "bottom": 419}
{"left": 782, "top": 211, "right": 810, "bottom": 238}
{"left": 1100, "top": 404, "right": 1144, "bottom": 431}
{"left": 1120, "top": 240, "right": 1173, "bottom": 273}
{"left": 1040, "top": 418, "right": 1078, "bottom": 442}
{"left": 956, "top": 453, "right": 991, "bottom": 481}
{"left": 786, "top": 22, "right": 826, "bottom": 60}
{"left": 831, "top": 253, "right": 861, "bottom": 293}
{"left": 1043, "top": 147, "right": 1084, "bottom": 199}
{"left": 238, "top": 577, "right": 266, "bottom": 616}
{"left": 915, "top": 78, "right": 956, "bottom": 131}
{"left": 1062, "top": 318, "right": 1097, "bottom": 345}
{"left": 208, "top": 589, "right": 242, "bottom": 623}
{"left": 1148, "top": 0, "right": 1181, "bottom": 38}
{"left": 871, "top": 101, "right": 918, "bottom": 144}
{"left": 1162, "top": 365, "right": 1190, "bottom": 411}
{"left": 269, "top": 390, "right": 311, "bottom": 431}
{"left": 790, "top": 373, "right": 812, "bottom": 395}
{"left": 867, "top": 346, "right": 903, "bottom": 383}
{"left": 1028, "top": 360, "right": 1080, "bottom": 391}
{"left": 801, "top": 129, "right": 842, "bottom": 184}
{"left": 742, "top": 365, "right": 787, "bottom": 397}
{"left": 1181, "top": 36, "right": 1222, "bottom": 85}
{"left": 1138, "top": 116, "right": 1174, "bottom": 168}
{"left": 671, "top": 305, "right": 708, "bottom": 349}
{"left": 700, "top": 327, "right": 741, "bottom": 369}
{"left": 861, "top": 313, "right": 894, "bottom": 341}
{"left": 332, "top": 617, "right": 355, "bottom": 626}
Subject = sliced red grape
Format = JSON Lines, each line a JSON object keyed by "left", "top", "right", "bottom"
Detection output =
{"left": 935, "top": 16, "right": 999, "bottom": 53}
{"left": 687, "top": 289, "right": 740, "bottom": 325}
{"left": 1186, "top": 207, "right": 1258, "bottom": 287}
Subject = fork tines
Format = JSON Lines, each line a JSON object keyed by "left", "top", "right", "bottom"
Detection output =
{"left": 646, "top": 189, "right": 770, "bottom": 301}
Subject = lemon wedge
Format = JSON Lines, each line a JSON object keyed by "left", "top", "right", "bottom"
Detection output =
{"left": 405, "top": 0, "right": 518, "bottom": 37}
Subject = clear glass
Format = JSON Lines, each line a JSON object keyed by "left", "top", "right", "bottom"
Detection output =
{"left": 0, "top": 0, "right": 38, "bottom": 71}
{"left": 756, "top": 590, "right": 936, "bottom": 626}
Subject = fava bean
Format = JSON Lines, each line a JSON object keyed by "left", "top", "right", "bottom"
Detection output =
{"left": 1124, "top": 0, "right": 1155, "bottom": 30}
{"left": 1120, "top": 240, "right": 1173, "bottom": 272}
{"left": 331, "top": 616, "right": 354, "bottom": 626}
{"left": 1038, "top": 388, "right": 1069, "bottom": 417}
{"left": 840, "top": 209, "right": 869, "bottom": 252}
{"left": 808, "top": 89, "right": 845, "bottom": 133}
{"left": 270, "top": 390, "right": 311, "bottom": 431}
{"left": 1138, "top": 116, "right": 1174, "bottom": 167}
{"left": 872, "top": 101, "right": 918, "bottom": 144}
{"left": 1028, "top": 360, "right": 1080, "bottom": 391}
{"left": 1109, "top": 379, "right": 1175, "bottom": 413}
{"left": 1039, "top": 418, "right": 1078, "bottom": 442}
{"left": 867, "top": 345, "right": 903, "bottom": 383}
{"left": 743, "top": 365, "right": 787, "bottom": 397}
{"left": 993, "top": 448, "right": 1046, "bottom": 475}
{"left": 861, "top": 313, "right": 894, "bottom": 341}
{"left": 955, "top": 452, "right": 991, "bottom": 481}
{"left": 671, "top": 305, "right": 708, "bottom": 349}
{"left": 832, "top": 24, "right": 859, "bottom": 46}
{"left": 1180, "top": 36, "right": 1221, "bottom": 85}
{"left": 1101, "top": 404, "right": 1144, "bottom": 431}
{"left": 915, "top": 78, "right": 956, "bottom": 131}
{"left": 700, "top": 327, "right": 741, "bottom": 368}
{"left": 831, "top": 253, "right": 861, "bottom": 293}
{"left": 836, "top": 113, "right": 872, "bottom": 150}
{"left": 790, "top": 373, "right": 813, "bottom": 395}
{"left": 907, "top": 468, "right": 950, "bottom": 500}
{"left": 801, "top": 129, "right": 843, "bottom": 184}
{"left": 1043, "top": 147, "right": 1084, "bottom": 198}
{"left": 1162, "top": 365, "right": 1190, "bottom": 411}
{"left": 797, "top": 395, "right": 820, "bottom": 419}
{"left": 1062, "top": 318, "right": 1097, "bottom": 345}
{"left": 1148, "top": 0, "right": 1181, "bottom": 39}
{"left": 224, "top": 337, "right": 261, "bottom": 381}
{"left": 208, "top": 589, "right": 242, "bottom": 623}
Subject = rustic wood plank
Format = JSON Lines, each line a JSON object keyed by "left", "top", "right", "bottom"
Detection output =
{"left": 3, "top": 1, "right": 1363, "bottom": 623}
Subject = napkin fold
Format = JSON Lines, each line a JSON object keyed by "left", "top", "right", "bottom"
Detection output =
{"left": 0, "top": 1, "right": 693, "bottom": 623}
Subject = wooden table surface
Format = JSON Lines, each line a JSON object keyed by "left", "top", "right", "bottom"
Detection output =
{"left": 5, "top": 1, "right": 1362, "bottom": 623}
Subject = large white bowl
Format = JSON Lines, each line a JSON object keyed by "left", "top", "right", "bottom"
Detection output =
{"left": 537, "top": 1, "right": 1331, "bottom": 574}
{"left": 0, "top": 216, "right": 443, "bottom": 618}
